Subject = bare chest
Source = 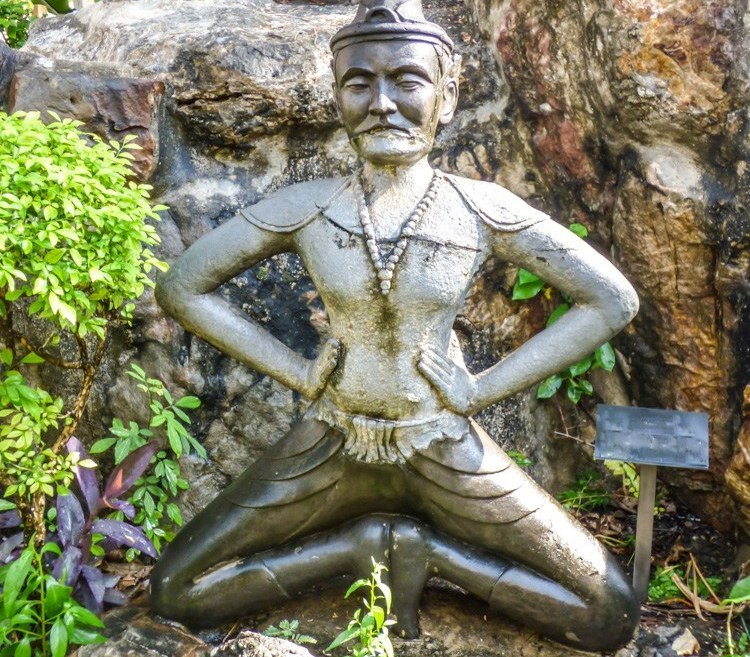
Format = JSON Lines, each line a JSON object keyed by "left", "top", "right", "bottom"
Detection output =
{"left": 294, "top": 184, "right": 489, "bottom": 316}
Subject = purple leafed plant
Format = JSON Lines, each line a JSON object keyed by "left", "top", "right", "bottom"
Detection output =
{"left": 52, "top": 436, "right": 159, "bottom": 612}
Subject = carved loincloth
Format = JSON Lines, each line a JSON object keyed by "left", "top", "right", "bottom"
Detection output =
{"left": 307, "top": 397, "right": 467, "bottom": 464}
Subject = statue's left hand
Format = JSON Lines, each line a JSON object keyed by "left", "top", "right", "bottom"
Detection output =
{"left": 418, "top": 345, "right": 478, "bottom": 415}
{"left": 301, "top": 338, "right": 341, "bottom": 399}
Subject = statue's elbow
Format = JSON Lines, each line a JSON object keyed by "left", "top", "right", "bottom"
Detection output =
{"left": 154, "top": 270, "right": 185, "bottom": 320}
{"left": 609, "top": 281, "right": 639, "bottom": 330}
{"left": 621, "top": 282, "right": 639, "bottom": 325}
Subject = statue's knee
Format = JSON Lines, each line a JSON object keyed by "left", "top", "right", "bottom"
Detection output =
{"left": 581, "top": 565, "right": 639, "bottom": 650}
{"left": 149, "top": 557, "right": 189, "bottom": 621}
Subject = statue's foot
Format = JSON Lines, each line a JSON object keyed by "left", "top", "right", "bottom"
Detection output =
{"left": 389, "top": 518, "right": 431, "bottom": 638}
{"left": 380, "top": 517, "right": 513, "bottom": 639}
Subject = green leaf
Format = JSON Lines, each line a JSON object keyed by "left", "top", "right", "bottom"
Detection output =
{"left": 0, "top": 348, "right": 12, "bottom": 367}
{"left": 128, "top": 363, "right": 147, "bottom": 380}
{"left": 13, "top": 639, "right": 31, "bottom": 657}
{"left": 20, "top": 352, "right": 45, "bottom": 365}
{"left": 40, "top": 542, "right": 62, "bottom": 557}
{"left": 536, "top": 375, "right": 563, "bottom": 399}
{"left": 0, "top": 499, "right": 16, "bottom": 511}
{"left": 568, "top": 355, "right": 593, "bottom": 378}
{"left": 512, "top": 269, "right": 544, "bottom": 300}
{"left": 377, "top": 581, "right": 392, "bottom": 613}
{"left": 512, "top": 281, "right": 545, "bottom": 300}
{"left": 594, "top": 342, "right": 616, "bottom": 371}
{"left": 4, "top": 546, "right": 33, "bottom": 617}
{"left": 44, "top": 579, "right": 73, "bottom": 617}
{"left": 326, "top": 625, "right": 360, "bottom": 651}
{"left": 45, "top": 248, "right": 66, "bottom": 264}
{"left": 545, "top": 303, "right": 570, "bottom": 327}
{"left": 90, "top": 437, "right": 117, "bottom": 454}
{"left": 566, "top": 382, "right": 583, "bottom": 404}
{"left": 726, "top": 575, "right": 750, "bottom": 604}
{"left": 166, "top": 422, "right": 183, "bottom": 457}
{"left": 166, "top": 503, "right": 183, "bottom": 526}
{"left": 517, "top": 268, "right": 541, "bottom": 285}
{"left": 50, "top": 617, "right": 68, "bottom": 657}
{"left": 345, "top": 578, "right": 369, "bottom": 598}
{"left": 175, "top": 395, "right": 201, "bottom": 409}
{"left": 70, "top": 604, "right": 105, "bottom": 628}
{"left": 568, "top": 223, "right": 589, "bottom": 238}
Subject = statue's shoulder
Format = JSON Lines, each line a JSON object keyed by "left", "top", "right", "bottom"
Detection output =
{"left": 443, "top": 173, "right": 548, "bottom": 232}
{"left": 239, "top": 177, "right": 349, "bottom": 233}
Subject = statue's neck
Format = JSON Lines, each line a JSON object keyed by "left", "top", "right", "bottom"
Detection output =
{"left": 360, "top": 158, "right": 433, "bottom": 201}
{"left": 358, "top": 158, "right": 436, "bottom": 239}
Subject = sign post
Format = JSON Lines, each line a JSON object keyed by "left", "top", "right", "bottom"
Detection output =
{"left": 594, "top": 405, "right": 709, "bottom": 601}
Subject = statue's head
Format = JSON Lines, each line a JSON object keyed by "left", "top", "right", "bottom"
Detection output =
{"left": 330, "top": 0, "right": 461, "bottom": 167}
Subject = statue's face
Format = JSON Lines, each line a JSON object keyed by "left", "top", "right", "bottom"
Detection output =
{"left": 333, "top": 40, "right": 457, "bottom": 166}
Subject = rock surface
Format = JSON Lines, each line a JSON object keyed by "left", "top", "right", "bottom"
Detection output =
{"left": 472, "top": 0, "right": 750, "bottom": 529}
{"left": 9, "top": 0, "right": 587, "bottom": 516}
{"left": 70, "top": 586, "right": 729, "bottom": 657}
{"left": 20, "top": 0, "right": 737, "bottom": 530}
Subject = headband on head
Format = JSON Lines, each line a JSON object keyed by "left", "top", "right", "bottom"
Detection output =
{"left": 330, "top": 0, "right": 454, "bottom": 55}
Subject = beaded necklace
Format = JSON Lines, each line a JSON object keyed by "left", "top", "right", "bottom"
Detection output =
{"left": 353, "top": 168, "right": 443, "bottom": 296}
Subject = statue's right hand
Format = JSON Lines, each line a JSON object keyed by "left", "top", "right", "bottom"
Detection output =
{"left": 301, "top": 338, "right": 340, "bottom": 399}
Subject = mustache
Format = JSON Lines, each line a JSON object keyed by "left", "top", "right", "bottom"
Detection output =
{"left": 352, "top": 121, "right": 418, "bottom": 137}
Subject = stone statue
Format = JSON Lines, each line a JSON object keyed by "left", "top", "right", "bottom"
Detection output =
{"left": 150, "top": 0, "right": 640, "bottom": 650}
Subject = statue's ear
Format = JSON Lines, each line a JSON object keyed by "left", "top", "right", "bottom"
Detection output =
{"left": 438, "top": 55, "right": 461, "bottom": 125}
{"left": 331, "top": 59, "right": 342, "bottom": 120}
{"left": 332, "top": 82, "right": 342, "bottom": 121}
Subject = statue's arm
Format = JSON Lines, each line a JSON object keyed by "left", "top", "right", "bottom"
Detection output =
{"left": 478, "top": 219, "right": 638, "bottom": 410}
{"left": 155, "top": 215, "right": 338, "bottom": 398}
{"left": 419, "top": 216, "right": 638, "bottom": 414}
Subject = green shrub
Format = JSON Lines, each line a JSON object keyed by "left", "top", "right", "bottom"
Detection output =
{"left": 0, "top": 540, "right": 106, "bottom": 657}
{"left": 92, "top": 363, "right": 205, "bottom": 555}
{"left": 0, "top": 0, "right": 33, "bottom": 49}
{"left": 0, "top": 109, "right": 170, "bottom": 654}
{"left": 0, "top": 109, "right": 166, "bottom": 539}
{"left": 328, "top": 560, "right": 395, "bottom": 657}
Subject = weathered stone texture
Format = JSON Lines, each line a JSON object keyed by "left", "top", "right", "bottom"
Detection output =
{"left": 9, "top": 59, "right": 163, "bottom": 179}
{"left": 0, "top": 42, "right": 16, "bottom": 109}
{"left": 726, "top": 385, "right": 750, "bottom": 527}
{"left": 472, "top": 0, "right": 750, "bottom": 529}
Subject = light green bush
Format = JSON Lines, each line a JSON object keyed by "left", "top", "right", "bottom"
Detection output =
{"left": 0, "top": 110, "right": 166, "bottom": 539}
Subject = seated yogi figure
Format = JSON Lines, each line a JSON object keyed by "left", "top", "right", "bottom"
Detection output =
{"left": 151, "top": 0, "right": 640, "bottom": 650}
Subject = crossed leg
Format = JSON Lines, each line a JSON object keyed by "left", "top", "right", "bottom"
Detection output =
{"left": 151, "top": 418, "right": 638, "bottom": 651}
{"left": 400, "top": 420, "right": 639, "bottom": 651}
{"left": 150, "top": 419, "right": 413, "bottom": 625}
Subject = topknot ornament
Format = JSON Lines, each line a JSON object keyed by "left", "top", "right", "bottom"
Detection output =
{"left": 330, "top": 0, "right": 453, "bottom": 55}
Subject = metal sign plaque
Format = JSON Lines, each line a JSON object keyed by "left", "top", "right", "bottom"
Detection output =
{"left": 594, "top": 405, "right": 709, "bottom": 470}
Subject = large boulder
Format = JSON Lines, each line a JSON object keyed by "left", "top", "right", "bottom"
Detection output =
{"left": 14, "top": 0, "right": 580, "bottom": 516}
{"left": 11, "top": 0, "right": 749, "bottom": 532}
{"left": 471, "top": 0, "right": 750, "bottom": 530}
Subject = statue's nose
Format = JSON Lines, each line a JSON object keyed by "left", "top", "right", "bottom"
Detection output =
{"left": 369, "top": 87, "right": 397, "bottom": 116}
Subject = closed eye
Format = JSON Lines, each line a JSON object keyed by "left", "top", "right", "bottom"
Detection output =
{"left": 395, "top": 73, "right": 430, "bottom": 91}
{"left": 397, "top": 80, "right": 424, "bottom": 91}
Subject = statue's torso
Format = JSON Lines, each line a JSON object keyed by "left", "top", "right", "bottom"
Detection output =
{"left": 293, "top": 180, "right": 490, "bottom": 421}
